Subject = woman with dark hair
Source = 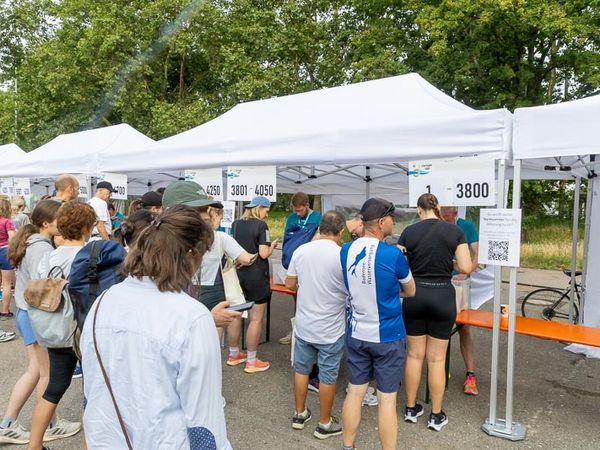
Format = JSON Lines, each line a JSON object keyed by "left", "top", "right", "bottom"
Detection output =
{"left": 80, "top": 205, "right": 231, "bottom": 449}
{"left": 398, "top": 193, "right": 472, "bottom": 432}
{"left": 118, "top": 209, "right": 155, "bottom": 250}
{"left": 0, "top": 200, "right": 77, "bottom": 445}
{"left": 0, "top": 198, "right": 16, "bottom": 319}
{"left": 27, "top": 202, "right": 97, "bottom": 450}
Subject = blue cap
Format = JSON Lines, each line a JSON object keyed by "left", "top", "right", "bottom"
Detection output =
{"left": 245, "top": 196, "right": 271, "bottom": 208}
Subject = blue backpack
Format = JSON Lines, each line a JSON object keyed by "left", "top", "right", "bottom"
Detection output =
{"left": 68, "top": 240, "right": 127, "bottom": 330}
{"left": 282, "top": 222, "right": 319, "bottom": 269}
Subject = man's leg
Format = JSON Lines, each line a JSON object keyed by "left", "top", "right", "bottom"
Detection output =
{"left": 294, "top": 373, "right": 309, "bottom": 414}
{"left": 342, "top": 383, "right": 369, "bottom": 447}
{"left": 377, "top": 391, "right": 398, "bottom": 450}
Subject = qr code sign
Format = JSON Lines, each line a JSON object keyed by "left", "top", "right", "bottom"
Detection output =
{"left": 488, "top": 240, "right": 509, "bottom": 262}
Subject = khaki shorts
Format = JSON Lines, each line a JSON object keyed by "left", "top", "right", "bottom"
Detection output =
{"left": 452, "top": 277, "right": 471, "bottom": 312}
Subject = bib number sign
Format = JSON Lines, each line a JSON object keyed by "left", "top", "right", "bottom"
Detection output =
{"left": 184, "top": 169, "right": 224, "bottom": 201}
{"left": 409, "top": 156, "right": 496, "bottom": 207}
{"left": 226, "top": 166, "right": 276, "bottom": 201}
{"left": 0, "top": 178, "right": 31, "bottom": 197}
{"left": 98, "top": 173, "right": 128, "bottom": 200}
{"left": 76, "top": 175, "right": 91, "bottom": 199}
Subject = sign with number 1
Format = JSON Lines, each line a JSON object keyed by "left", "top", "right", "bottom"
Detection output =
{"left": 408, "top": 156, "right": 496, "bottom": 207}
{"left": 226, "top": 166, "right": 276, "bottom": 202}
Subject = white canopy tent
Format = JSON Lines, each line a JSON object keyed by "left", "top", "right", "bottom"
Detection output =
{"left": 0, "top": 143, "right": 26, "bottom": 162}
{"left": 101, "top": 73, "right": 512, "bottom": 174}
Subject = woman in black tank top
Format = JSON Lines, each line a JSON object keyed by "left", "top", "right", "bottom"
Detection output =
{"left": 397, "top": 194, "right": 472, "bottom": 431}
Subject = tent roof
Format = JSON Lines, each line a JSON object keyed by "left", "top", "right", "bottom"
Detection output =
{"left": 101, "top": 73, "right": 511, "bottom": 173}
{"left": 1, "top": 124, "right": 155, "bottom": 177}
{"left": 0, "top": 143, "right": 26, "bottom": 165}
{"left": 514, "top": 94, "right": 600, "bottom": 161}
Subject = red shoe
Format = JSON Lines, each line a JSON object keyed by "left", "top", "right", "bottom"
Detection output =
{"left": 244, "top": 359, "right": 270, "bottom": 373}
{"left": 463, "top": 374, "right": 479, "bottom": 396}
{"left": 226, "top": 352, "right": 247, "bottom": 366}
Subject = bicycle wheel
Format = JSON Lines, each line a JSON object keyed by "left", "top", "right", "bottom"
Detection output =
{"left": 521, "top": 288, "right": 579, "bottom": 323}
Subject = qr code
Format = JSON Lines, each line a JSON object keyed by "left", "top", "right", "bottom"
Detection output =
{"left": 488, "top": 240, "right": 509, "bottom": 262}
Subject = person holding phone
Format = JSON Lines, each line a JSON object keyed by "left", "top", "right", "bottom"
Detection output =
{"left": 231, "top": 197, "right": 278, "bottom": 374}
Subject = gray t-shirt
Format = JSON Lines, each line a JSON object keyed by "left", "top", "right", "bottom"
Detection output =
{"left": 11, "top": 213, "right": 30, "bottom": 230}
{"left": 14, "top": 234, "right": 53, "bottom": 311}
{"left": 37, "top": 245, "right": 83, "bottom": 280}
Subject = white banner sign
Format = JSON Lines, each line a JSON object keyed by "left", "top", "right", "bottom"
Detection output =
{"left": 184, "top": 168, "right": 224, "bottom": 201}
{"left": 98, "top": 173, "right": 128, "bottom": 200}
{"left": 12, "top": 178, "right": 31, "bottom": 198}
{"left": 75, "top": 175, "right": 91, "bottom": 199}
{"left": 0, "top": 178, "right": 14, "bottom": 196}
{"left": 226, "top": 166, "right": 276, "bottom": 201}
{"left": 479, "top": 208, "right": 522, "bottom": 267}
{"left": 408, "top": 156, "right": 496, "bottom": 207}
{"left": 221, "top": 201, "right": 236, "bottom": 229}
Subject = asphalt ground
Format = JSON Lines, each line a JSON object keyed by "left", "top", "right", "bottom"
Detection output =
{"left": 1, "top": 274, "right": 600, "bottom": 449}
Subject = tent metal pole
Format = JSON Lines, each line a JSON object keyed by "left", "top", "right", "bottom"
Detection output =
{"left": 365, "top": 166, "right": 371, "bottom": 200}
{"left": 485, "top": 158, "right": 505, "bottom": 427}
{"left": 581, "top": 177, "right": 595, "bottom": 320}
{"left": 570, "top": 177, "right": 581, "bottom": 323}
{"left": 505, "top": 159, "right": 521, "bottom": 433}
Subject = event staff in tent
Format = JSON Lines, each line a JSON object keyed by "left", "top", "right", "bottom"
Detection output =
{"left": 51, "top": 175, "right": 79, "bottom": 204}
{"left": 441, "top": 206, "right": 480, "bottom": 396}
{"left": 341, "top": 198, "right": 415, "bottom": 450}
{"left": 399, "top": 194, "right": 472, "bottom": 432}
{"left": 285, "top": 211, "right": 347, "bottom": 440}
{"left": 88, "top": 181, "right": 117, "bottom": 241}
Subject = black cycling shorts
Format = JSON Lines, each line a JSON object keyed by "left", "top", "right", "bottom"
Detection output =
{"left": 403, "top": 281, "right": 456, "bottom": 340}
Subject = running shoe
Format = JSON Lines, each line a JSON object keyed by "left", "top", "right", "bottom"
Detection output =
{"left": 226, "top": 351, "right": 247, "bottom": 366}
{"left": 244, "top": 359, "right": 270, "bottom": 374}
{"left": 463, "top": 373, "right": 479, "bottom": 396}
{"left": 427, "top": 411, "right": 449, "bottom": 432}
{"left": 72, "top": 365, "right": 83, "bottom": 379}
{"left": 0, "top": 329, "right": 16, "bottom": 343}
{"left": 313, "top": 416, "right": 342, "bottom": 439}
{"left": 279, "top": 331, "right": 292, "bottom": 345}
{"left": 362, "top": 387, "right": 378, "bottom": 406}
{"left": 0, "top": 312, "right": 14, "bottom": 321}
{"left": 0, "top": 421, "right": 30, "bottom": 444}
{"left": 404, "top": 403, "right": 424, "bottom": 423}
{"left": 291, "top": 408, "right": 312, "bottom": 430}
{"left": 43, "top": 418, "right": 81, "bottom": 442}
{"left": 308, "top": 378, "right": 320, "bottom": 393}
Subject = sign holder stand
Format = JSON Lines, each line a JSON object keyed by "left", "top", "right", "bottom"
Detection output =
{"left": 482, "top": 159, "right": 526, "bottom": 441}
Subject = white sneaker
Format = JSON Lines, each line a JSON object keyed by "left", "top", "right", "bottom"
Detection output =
{"left": 362, "top": 388, "right": 378, "bottom": 406}
{"left": 0, "top": 330, "right": 16, "bottom": 343}
{"left": 0, "top": 421, "right": 30, "bottom": 444}
{"left": 43, "top": 418, "right": 81, "bottom": 442}
{"left": 279, "top": 331, "right": 292, "bottom": 345}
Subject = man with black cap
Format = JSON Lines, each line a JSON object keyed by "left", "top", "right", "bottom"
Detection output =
{"left": 340, "top": 198, "right": 416, "bottom": 450}
{"left": 140, "top": 191, "right": 163, "bottom": 213}
{"left": 88, "top": 181, "right": 117, "bottom": 240}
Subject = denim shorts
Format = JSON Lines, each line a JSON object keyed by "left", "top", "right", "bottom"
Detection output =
{"left": 293, "top": 334, "right": 345, "bottom": 385}
{"left": 346, "top": 336, "right": 406, "bottom": 393}
{"left": 0, "top": 247, "right": 14, "bottom": 270}
{"left": 16, "top": 308, "right": 37, "bottom": 346}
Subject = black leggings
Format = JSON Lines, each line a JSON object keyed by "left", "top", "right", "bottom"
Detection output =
{"left": 403, "top": 281, "right": 456, "bottom": 340}
{"left": 44, "top": 347, "right": 79, "bottom": 404}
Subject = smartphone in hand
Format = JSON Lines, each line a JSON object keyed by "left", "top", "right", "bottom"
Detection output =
{"left": 226, "top": 301, "right": 255, "bottom": 312}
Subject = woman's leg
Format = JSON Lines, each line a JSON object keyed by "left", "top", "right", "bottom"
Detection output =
{"left": 2, "top": 344, "right": 40, "bottom": 421}
{"left": 0, "top": 269, "right": 14, "bottom": 314}
{"left": 404, "top": 335, "right": 427, "bottom": 407}
{"left": 426, "top": 336, "right": 450, "bottom": 414}
{"left": 246, "top": 302, "right": 267, "bottom": 353}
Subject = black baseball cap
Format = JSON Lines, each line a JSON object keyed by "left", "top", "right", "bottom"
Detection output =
{"left": 96, "top": 181, "right": 117, "bottom": 193}
{"left": 360, "top": 198, "right": 402, "bottom": 221}
{"left": 141, "top": 191, "right": 162, "bottom": 207}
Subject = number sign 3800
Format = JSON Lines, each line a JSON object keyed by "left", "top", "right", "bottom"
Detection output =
{"left": 456, "top": 182, "right": 489, "bottom": 199}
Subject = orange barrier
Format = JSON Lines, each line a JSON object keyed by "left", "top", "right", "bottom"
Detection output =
{"left": 456, "top": 309, "right": 600, "bottom": 347}
{"left": 270, "top": 280, "right": 296, "bottom": 297}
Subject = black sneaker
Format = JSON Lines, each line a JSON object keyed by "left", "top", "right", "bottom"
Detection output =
{"left": 427, "top": 411, "right": 449, "bottom": 431}
{"left": 313, "top": 416, "right": 342, "bottom": 439}
{"left": 292, "top": 408, "right": 312, "bottom": 430}
{"left": 404, "top": 403, "right": 424, "bottom": 423}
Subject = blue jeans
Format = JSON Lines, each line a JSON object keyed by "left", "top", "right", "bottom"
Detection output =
{"left": 293, "top": 334, "right": 345, "bottom": 385}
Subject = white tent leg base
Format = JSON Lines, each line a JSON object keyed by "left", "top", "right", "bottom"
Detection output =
{"left": 482, "top": 418, "right": 526, "bottom": 441}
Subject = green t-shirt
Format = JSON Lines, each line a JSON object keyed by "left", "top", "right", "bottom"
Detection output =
{"left": 284, "top": 209, "right": 321, "bottom": 233}
{"left": 457, "top": 218, "right": 478, "bottom": 245}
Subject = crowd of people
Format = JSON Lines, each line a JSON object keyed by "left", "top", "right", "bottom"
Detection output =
{"left": 0, "top": 174, "right": 481, "bottom": 450}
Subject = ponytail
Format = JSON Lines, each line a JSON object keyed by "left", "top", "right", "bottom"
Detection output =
{"left": 417, "top": 193, "right": 442, "bottom": 219}
{"left": 8, "top": 224, "right": 38, "bottom": 268}
{"left": 120, "top": 209, "right": 155, "bottom": 248}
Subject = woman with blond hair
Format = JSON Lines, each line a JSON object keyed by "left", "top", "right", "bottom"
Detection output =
{"left": 229, "top": 197, "right": 278, "bottom": 374}
{"left": 0, "top": 198, "right": 16, "bottom": 319}
{"left": 11, "top": 197, "right": 30, "bottom": 230}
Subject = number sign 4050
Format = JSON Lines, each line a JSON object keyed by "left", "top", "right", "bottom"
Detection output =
{"left": 254, "top": 184, "right": 274, "bottom": 197}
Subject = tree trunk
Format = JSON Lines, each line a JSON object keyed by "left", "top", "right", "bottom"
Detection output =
{"left": 179, "top": 53, "right": 185, "bottom": 100}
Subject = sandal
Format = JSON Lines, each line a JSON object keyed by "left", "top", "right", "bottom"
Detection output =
{"left": 0, "top": 312, "right": 14, "bottom": 320}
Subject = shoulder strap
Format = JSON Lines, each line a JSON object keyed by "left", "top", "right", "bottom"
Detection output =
{"left": 92, "top": 291, "right": 133, "bottom": 450}
{"left": 87, "top": 241, "right": 103, "bottom": 303}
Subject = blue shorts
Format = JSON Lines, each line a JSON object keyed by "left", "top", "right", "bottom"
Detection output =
{"left": 16, "top": 308, "right": 37, "bottom": 346}
{"left": 293, "top": 334, "right": 345, "bottom": 385}
{"left": 0, "top": 247, "right": 14, "bottom": 270}
{"left": 346, "top": 336, "right": 406, "bottom": 393}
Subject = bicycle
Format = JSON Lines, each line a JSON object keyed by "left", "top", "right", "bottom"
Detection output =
{"left": 520, "top": 269, "right": 581, "bottom": 324}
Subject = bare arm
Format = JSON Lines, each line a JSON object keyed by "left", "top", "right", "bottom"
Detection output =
{"left": 400, "top": 277, "right": 416, "bottom": 298}
{"left": 7, "top": 230, "right": 15, "bottom": 241}
{"left": 454, "top": 243, "right": 473, "bottom": 275}
{"left": 470, "top": 242, "right": 479, "bottom": 271}
{"left": 235, "top": 251, "right": 257, "bottom": 266}
{"left": 97, "top": 221, "right": 110, "bottom": 240}
{"left": 258, "top": 239, "right": 279, "bottom": 260}
{"left": 285, "top": 275, "right": 298, "bottom": 291}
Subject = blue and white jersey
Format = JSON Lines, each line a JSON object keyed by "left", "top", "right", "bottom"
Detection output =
{"left": 341, "top": 237, "right": 412, "bottom": 343}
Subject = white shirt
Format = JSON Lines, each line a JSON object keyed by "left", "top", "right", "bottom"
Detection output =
{"left": 81, "top": 277, "right": 231, "bottom": 450}
{"left": 287, "top": 239, "right": 347, "bottom": 344}
{"left": 199, "top": 232, "right": 245, "bottom": 286}
{"left": 88, "top": 196, "right": 112, "bottom": 236}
